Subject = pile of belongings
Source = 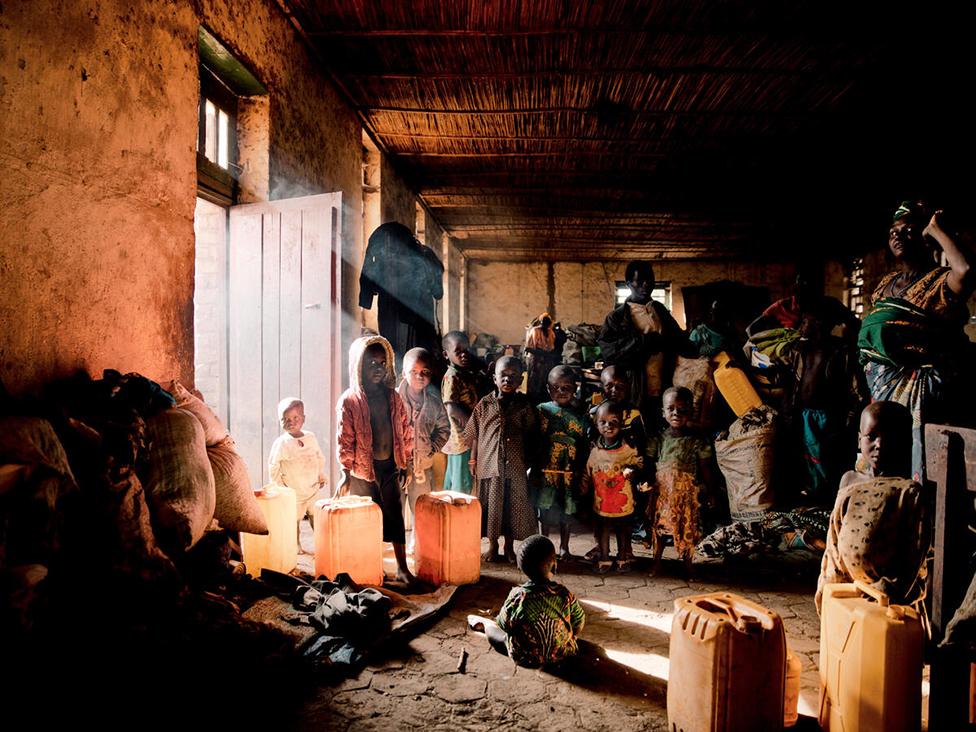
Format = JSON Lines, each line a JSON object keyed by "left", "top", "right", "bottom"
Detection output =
{"left": 746, "top": 328, "right": 802, "bottom": 366}
{"left": 698, "top": 507, "right": 831, "bottom": 560}
{"left": 1, "top": 369, "right": 271, "bottom": 630}
{"left": 274, "top": 571, "right": 395, "bottom": 667}
{"left": 714, "top": 405, "right": 777, "bottom": 520}
{"left": 563, "top": 323, "right": 602, "bottom": 365}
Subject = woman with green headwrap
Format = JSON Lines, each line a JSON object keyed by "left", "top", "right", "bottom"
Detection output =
{"left": 858, "top": 200, "right": 975, "bottom": 481}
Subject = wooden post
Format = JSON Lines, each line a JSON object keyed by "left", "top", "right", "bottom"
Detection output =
{"left": 925, "top": 424, "right": 976, "bottom": 730}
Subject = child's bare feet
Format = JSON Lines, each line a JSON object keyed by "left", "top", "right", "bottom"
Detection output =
{"left": 482, "top": 549, "right": 504, "bottom": 563}
{"left": 395, "top": 568, "right": 418, "bottom": 586}
{"left": 596, "top": 560, "right": 613, "bottom": 574}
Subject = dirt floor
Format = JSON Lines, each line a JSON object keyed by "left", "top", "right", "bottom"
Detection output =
{"left": 291, "top": 526, "right": 833, "bottom": 731}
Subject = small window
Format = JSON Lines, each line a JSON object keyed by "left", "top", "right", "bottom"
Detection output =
{"left": 845, "top": 258, "right": 865, "bottom": 316}
{"left": 199, "top": 68, "right": 238, "bottom": 173}
{"left": 196, "top": 27, "right": 266, "bottom": 206}
{"left": 616, "top": 281, "right": 671, "bottom": 309}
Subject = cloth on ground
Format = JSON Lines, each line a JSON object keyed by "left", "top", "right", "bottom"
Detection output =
{"left": 698, "top": 507, "right": 830, "bottom": 559}
{"left": 258, "top": 569, "right": 457, "bottom": 669}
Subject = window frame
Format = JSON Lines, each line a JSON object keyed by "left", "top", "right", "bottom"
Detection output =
{"left": 615, "top": 280, "right": 671, "bottom": 309}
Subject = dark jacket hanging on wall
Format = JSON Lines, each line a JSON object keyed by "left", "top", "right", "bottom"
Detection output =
{"left": 359, "top": 222, "right": 444, "bottom": 359}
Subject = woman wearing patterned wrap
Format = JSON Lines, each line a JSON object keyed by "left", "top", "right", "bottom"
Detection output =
{"left": 858, "top": 201, "right": 975, "bottom": 482}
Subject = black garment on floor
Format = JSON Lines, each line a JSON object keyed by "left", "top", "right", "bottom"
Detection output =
{"left": 269, "top": 570, "right": 394, "bottom": 667}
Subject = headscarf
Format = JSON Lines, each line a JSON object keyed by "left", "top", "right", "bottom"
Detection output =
{"left": 893, "top": 200, "right": 930, "bottom": 227}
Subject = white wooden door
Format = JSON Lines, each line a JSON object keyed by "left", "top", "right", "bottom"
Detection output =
{"left": 228, "top": 193, "right": 342, "bottom": 491}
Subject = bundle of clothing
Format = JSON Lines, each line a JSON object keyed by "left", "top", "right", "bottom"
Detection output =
{"left": 748, "top": 328, "right": 802, "bottom": 365}
{"left": 277, "top": 572, "right": 395, "bottom": 667}
{"left": 698, "top": 507, "right": 831, "bottom": 560}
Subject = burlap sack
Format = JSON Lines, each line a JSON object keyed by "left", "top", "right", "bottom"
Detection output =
{"left": 168, "top": 380, "right": 228, "bottom": 446}
{"left": 672, "top": 356, "right": 717, "bottom": 429}
{"left": 715, "top": 424, "right": 776, "bottom": 520}
{"left": 143, "top": 408, "right": 216, "bottom": 554}
{"left": 207, "top": 437, "right": 268, "bottom": 535}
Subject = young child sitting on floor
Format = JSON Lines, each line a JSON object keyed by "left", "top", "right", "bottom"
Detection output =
{"left": 534, "top": 365, "right": 587, "bottom": 559}
{"left": 441, "top": 331, "right": 492, "bottom": 494}
{"left": 337, "top": 335, "right": 414, "bottom": 584}
{"left": 268, "top": 397, "right": 327, "bottom": 546}
{"left": 464, "top": 356, "right": 540, "bottom": 563}
{"left": 581, "top": 400, "right": 645, "bottom": 573}
{"left": 397, "top": 347, "right": 451, "bottom": 554}
{"left": 815, "top": 401, "right": 929, "bottom": 613}
{"left": 646, "top": 386, "right": 716, "bottom": 577}
{"left": 467, "top": 534, "right": 585, "bottom": 668}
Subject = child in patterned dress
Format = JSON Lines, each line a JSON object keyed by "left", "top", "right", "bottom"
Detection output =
{"left": 584, "top": 364, "right": 648, "bottom": 561}
{"left": 646, "top": 386, "right": 717, "bottom": 577}
{"left": 534, "top": 365, "right": 587, "bottom": 559}
{"left": 467, "top": 534, "right": 585, "bottom": 668}
{"left": 582, "top": 400, "right": 646, "bottom": 572}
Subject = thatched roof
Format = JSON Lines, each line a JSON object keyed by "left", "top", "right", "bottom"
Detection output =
{"left": 280, "top": 0, "right": 971, "bottom": 261}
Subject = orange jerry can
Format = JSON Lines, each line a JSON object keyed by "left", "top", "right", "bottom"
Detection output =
{"left": 818, "top": 582, "right": 923, "bottom": 732}
{"left": 712, "top": 351, "right": 763, "bottom": 417}
{"left": 784, "top": 649, "right": 802, "bottom": 728}
{"left": 241, "top": 485, "right": 297, "bottom": 576}
{"left": 314, "top": 495, "right": 384, "bottom": 586}
{"left": 668, "top": 592, "right": 787, "bottom": 732}
{"left": 414, "top": 491, "right": 482, "bottom": 586}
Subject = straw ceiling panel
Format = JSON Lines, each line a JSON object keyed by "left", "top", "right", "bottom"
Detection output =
{"left": 279, "top": 0, "right": 958, "bottom": 260}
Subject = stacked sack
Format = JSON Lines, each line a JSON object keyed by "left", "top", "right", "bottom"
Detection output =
{"left": 714, "top": 405, "right": 777, "bottom": 521}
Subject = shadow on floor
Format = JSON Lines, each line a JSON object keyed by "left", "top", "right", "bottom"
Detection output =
{"left": 547, "top": 638, "right": 667, "bottom": 703}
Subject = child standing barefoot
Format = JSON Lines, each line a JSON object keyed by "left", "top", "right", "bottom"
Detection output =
{"left": 336, "top": 335, "right": 415, "bottom": 584}
{"left": 396, "top": 347, "right": 451, "bottom": 554}
{"left": 268, "top": 397, "right": 327, "bottom": 549}
{"left": 441, "top": 331, "right": 492, "bottom": 494}
{"left": 582, "top": 401, "right": 645, "bottom": 573}
{"left": 535, "top": 365, "right": 586, "bottom": 559}
{"left": 464, "top": 356, "right": 540, "bottom": 562}
{"left": 646, "top": 386, "right": 716, "bottom": 577}
{"left": 467, "top": 534, "right": 586, "bottom": 668}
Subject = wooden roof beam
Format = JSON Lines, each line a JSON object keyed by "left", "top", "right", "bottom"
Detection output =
{"left": 364, "top": 106, "right": 820, "bottom": 117}
{"left": 341, "top": 67, "right": 834, "bottom": 79}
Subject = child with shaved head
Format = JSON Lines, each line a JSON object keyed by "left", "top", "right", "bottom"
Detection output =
{"left": 464, "top": 356, "right": 541, "bottom": 562}
{"left": 268, "top": 396, "right": 327, "bottom": 545}
{"left": 816, "top": 401, "right": 930, "bottom": 613}
{"left": 534, "top": 365, "right": 587, "bottom": 559}
{"left": 467, "top": 534, "right": 585, "bottom": 668}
